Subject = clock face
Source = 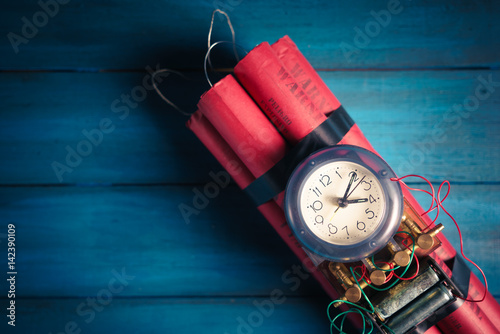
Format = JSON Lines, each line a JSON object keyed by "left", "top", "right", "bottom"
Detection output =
{"left": 285, "top": 145, "right": 403, "bottom": 262}
{"left": 299, "top": 161, "right": 386, "bottom": 246}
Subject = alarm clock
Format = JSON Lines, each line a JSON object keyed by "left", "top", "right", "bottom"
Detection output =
{"left": 284, "top": 145, "right": 403, "bottom": 262}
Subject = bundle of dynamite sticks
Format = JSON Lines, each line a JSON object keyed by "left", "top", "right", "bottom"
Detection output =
{"left": 186, "top": 36, "right": 500, "bottom": 333}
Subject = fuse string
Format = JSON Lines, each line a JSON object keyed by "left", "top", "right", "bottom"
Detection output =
{"left": 152, "top": 10, "right": 246, "bottom": 113}
{"left": 151, "top": 69, "right": 193, "bottom": 116}
{"left": 203, "top": 41, "right": 248, "bottom": 87}
{"left": 207, "top": 9, "right": 239, "bottom": 69}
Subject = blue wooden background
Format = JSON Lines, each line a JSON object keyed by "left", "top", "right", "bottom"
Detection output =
{"left": 1, "top": 0, "right": 499, "bottom": 333}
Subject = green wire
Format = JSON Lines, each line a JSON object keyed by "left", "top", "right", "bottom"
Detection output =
{"left": 381, "top": 323, "right": 396, "bottom": 334}
{"left": 331, "top": 308, "right": 373, "bottom": 334}
{"left": 350, "top": 267, "right": 375, "bottom": 313}
{"left": 361, "top": 231, "right": 416, "bottom": 292}
{"left": 327, "top": 300, "right": 373, "bottom": 321}
{"left": 328, "top": 231, "right": 415, "bottom": 333}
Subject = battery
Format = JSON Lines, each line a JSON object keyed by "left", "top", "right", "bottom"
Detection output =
{"left": 374, "top": 266, "right": 440, "bottom": 320}
{"left": 386, "top": 284, "right": 454, "bottom": 334}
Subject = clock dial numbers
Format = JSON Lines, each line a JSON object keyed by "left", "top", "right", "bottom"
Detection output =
{"left": 365, "top": 208, "right": 375, "bottom": 219}
{"left": 285, "top": 145, "right": 403, "bottom": 262}
{"left": 361, "top": 180, "right": 372, "bottom": 191}
{"left": 328, "top": 224, "right": 338, "bottom": 235}
{"left": 315, "top": 215, "right": 324, "bottom": 225}
{"left": 308, "top": 200, "right": 323, "bottom": 213}
{"left": 311, "top": 187, "right": 322, "bottom": 197}
{"left": 348, "top": 171, "right": 359, "bottom": 183}
{"left": 343, "top": 172, "right": 357, "bottom": 200}
{"left": 319, "top": 174, "right": 332, "bottom": 187}
{"left": 357, "top": 220, "right": 366, "bottom": 231}
{"left": 299, "top": 161, "right": 386, "bottom": 246}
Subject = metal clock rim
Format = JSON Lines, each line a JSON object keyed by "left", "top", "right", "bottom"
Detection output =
{"left": 284, "top": 145, "right": 403, "bottom": 263}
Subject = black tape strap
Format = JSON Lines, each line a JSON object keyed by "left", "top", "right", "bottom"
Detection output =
{"left": 243, "top": 106, "right": 354, "bottom": 206}
{"left": 450, "top": 254, "right": 471, "bottom": 298}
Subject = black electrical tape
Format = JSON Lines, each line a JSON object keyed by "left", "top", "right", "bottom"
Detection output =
{"left": 450, "top": 254, "right": 471, "bottom": 298}
{"left": 243, "top": 106, "right": 354, "bottom": 206}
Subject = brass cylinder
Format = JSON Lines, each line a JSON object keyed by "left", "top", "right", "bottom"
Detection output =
{"left": 404, "top": 217, "right": 422, "bottom": 235}
{"left": 417, "top": 234, "right": 434, "bottom": 250}
{"left": 345, "top": 286, "right": 362, "bottom": 303}
{"left": 370, "top": 270, "right": 387, "bottom": 286}
{"left": 393, "top": 250, "right": 411, "bottom": 267}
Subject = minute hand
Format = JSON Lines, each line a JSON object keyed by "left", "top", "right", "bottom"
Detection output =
{"left": 346, "top": 175, "right": 366, "bottom": 199}
{"left": 343, "top": 172, "right": 357, "bottom": 200}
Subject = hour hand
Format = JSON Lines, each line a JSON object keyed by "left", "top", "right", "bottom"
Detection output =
{"left": 343, "top": 172, "right": 357, "bottom": 200}
{"left": 346, "top": 198, "right": 368, "bottom": 204}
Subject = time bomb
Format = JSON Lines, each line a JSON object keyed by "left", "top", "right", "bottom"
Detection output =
{"left": 185, "top": 32, "right": 499, "bottom": 333}
{"left": 285, "top": 145, "right": 402, "bottom": 262}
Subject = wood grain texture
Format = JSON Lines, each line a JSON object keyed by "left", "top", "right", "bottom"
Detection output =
{"left": 0, "top": 185, "right": 498, "bottom": 298}
{"left": 1, "top": 0, "right": 499, "bottom": 332}
{"left": 1, "top": 70, "right": 498, "bottom": 185}
{"left": 0, "top": 0, "right": 499, "bottom": 70}
{"left": 0, "top": 297, "right": 333, "bottom": 334}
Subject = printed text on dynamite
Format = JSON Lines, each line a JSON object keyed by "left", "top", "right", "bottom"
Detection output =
{"left": 7, "top": 224, "right": 16, "bottom": 327}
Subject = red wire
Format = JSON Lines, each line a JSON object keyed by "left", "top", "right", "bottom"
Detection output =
{"left": 375, "top": 261, "right": 395, "bottom": 283}
{"left": 435, "top": 181, "right": 488, "bottom": 303}
{"left": 353, "top": 265, "right": 367, "bottom": 282}
{"left": 391, "top": 175, "right": 436, "bottom": 213}
{"left": 391, "top": 175, "right": 488, "bottom": 303}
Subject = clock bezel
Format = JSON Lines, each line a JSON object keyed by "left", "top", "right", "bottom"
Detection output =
{"left": 284, "top": 145, "right": 403, "bottom": 262}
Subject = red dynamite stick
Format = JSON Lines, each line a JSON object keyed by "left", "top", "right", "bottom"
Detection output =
{"left": 187, "top": 113, "right": 450, "bottom": 333}
{"left": 198, "top": 74, "right": 288, "bottom": 178}
{"left": 188, "top": 74, "right": 357, "bottom": 325}
{"left": 271, "top": 35, "right": 341, "bottom": 116}
{"left": 234, "top": 42, "right": 327, "bottom": 144}
{"left": 273, "top": 124, "right": 376, "bottom": 208}
{"left": 465, "top": 273, "right": 500, "bottom": 330}
{"left": 438, "top": 298, "right": 498, "bottom": 334}
{"left": 186, "top": 111, "right": 354, "bottom": 326}
{"left": 401, "top": 187, "right": 500, "bottom": 331}
{"left": 256, "top": 201, "right": 341, "bottom": 300}
{"left": 338, "top": 136, "right": 500, "bottom": 333}
{"left": 432, "top": 251, "right": 500, "bottom": 333}
{"left": 189, "top": 35, "right": 500, "bottom": 333}
{"left": 425, "top": 326, "right": 445, "bottom": 334}
{"left": 242, "top": 56, "right": 498, "bottom": 332}
{"left": 186, "top": 110, "right": 255, "bottom": 189}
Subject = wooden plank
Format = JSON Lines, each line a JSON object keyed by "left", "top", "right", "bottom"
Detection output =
{"left": 0, "top": 70, "right": 498, "bottom": 184}
{"left": 0, "top": 71, "right": 217, "bottom": 185}
{"left": 0, "top": 185, "right": 321, "bottom": 297}
{"left": 1, "top": 0, "right": 499, "bottom": 70}
{"left": 0, "top": 297, "right": 333, "bottom": 334}
{"left": 329, "top": 70, "right": 500, "bottom": 180}
{"left": 1, "top": 184, "right": 498, "bottom": 298}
